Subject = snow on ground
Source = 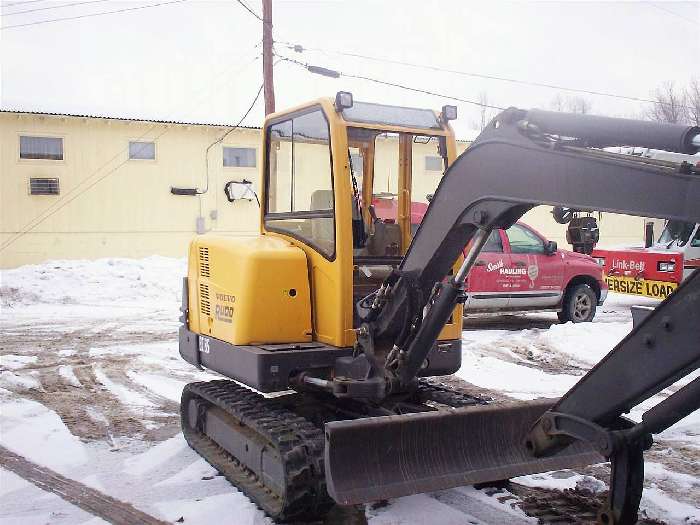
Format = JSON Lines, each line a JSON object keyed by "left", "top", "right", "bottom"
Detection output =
{"left": 1, "top": 257, "right": 698, "bottom": 524}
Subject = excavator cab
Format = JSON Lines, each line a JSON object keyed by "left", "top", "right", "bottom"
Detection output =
{"left": 263, "top": 94, "right": 462, "bottom": 339}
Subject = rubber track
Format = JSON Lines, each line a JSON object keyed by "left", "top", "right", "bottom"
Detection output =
{"left": 0, "top": 445, "right": 168, "bottom": 525}
{"left": 181, "top": 380, "right": 333, "bottom": 522}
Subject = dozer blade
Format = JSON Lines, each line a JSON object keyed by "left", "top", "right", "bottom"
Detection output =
{"left": 325, "top": 399, "right": 603, "bottom": 505}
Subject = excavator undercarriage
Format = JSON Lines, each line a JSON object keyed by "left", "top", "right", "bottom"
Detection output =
{"left": 179, "top": 97, "right": 700, "bottom": 523}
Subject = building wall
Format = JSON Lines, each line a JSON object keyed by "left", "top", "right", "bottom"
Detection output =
{"left": 0, "top": 112, "right": 655, "bottom": 269}
{"left": 1, "top": 112, "right": 261, "bottom": 268}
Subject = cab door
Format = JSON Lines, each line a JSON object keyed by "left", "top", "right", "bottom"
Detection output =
{"left": 505, "top": 223, "right": 564, "bottom": 309}
{"left": 465, "top": 229, "right": 511, "bottom": 311}
{"left": 263, "top": 103, "right": 350, "bottom": 347}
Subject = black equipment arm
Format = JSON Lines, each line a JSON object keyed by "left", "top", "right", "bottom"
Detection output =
{"left": 526, "top": 270, "right": 700, "bottom": 525}
{"left": 358, "top": 107, "right": 700, "bottom": 391}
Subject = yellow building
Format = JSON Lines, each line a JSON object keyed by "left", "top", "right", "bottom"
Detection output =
{"left": 0, "top": 110, "right": 655, "bottom": 268}
{"left": 1, "top": 110, "right": 263, "bottom": 268}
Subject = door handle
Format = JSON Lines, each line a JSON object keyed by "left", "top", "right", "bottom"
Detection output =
{"left": 513, "top": 261, "right": 527, "bottom": 267}
{"left": 474, "top": 260, "right": 486, "bottom": 267}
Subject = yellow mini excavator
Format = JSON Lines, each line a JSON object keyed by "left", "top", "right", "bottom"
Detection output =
{"left": 178, "top": 92, "right": 700, "bottom": 524}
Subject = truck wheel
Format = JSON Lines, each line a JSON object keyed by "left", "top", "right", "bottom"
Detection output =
{"left": 558, "top": 284, "right": 597, "bottom": 323}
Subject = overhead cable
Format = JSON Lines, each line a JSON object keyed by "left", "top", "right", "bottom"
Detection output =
{"left": 276, "top": 55, "right": 506, "bottom": 110}
{"left": 1, "top": 0, "right": 187, "bottom": 30}
{"left": 279, "top": 40, "right": 692, "bottom": 109}
{"left": 1, "top": 0, "right": 111, "bottom": 17}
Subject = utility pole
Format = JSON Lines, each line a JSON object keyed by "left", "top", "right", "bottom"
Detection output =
{"left": 262, "top": 0, "right": 275, "bottom": 115}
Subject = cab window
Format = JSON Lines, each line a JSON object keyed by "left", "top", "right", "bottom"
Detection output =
{"left": 265, "top": 108, "right": 335, "bottom": 258}
{"left": 506, "top": 224, "right": 544, "bottom": 254}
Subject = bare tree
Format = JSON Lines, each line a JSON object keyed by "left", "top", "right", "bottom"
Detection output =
{"left": 684, "top": 78, "right": 700, "bottom": 126}
{"left": 550, "top": 93, "right": 591, "bottom": 114}
{"left": 478, "top": 91, "right": 490, "bottom": 131}
{"left": 647, "top": 81, "right": 686, "bottom": 123}
{"left": 567, "top": 96, "right": 592, "bottom": 114}
{"left": 550, "top": 93, "right": 566, "bottom": 112}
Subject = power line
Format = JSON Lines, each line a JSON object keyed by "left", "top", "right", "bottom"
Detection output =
{"left": 276, "top": 55, "right": 506, "bottom": 110}
{"left": 232, "top": 0, "right": 262, "bottom": 22}
{"left": 1, "top": 0, "right": 111, "bottom": 17}
{"left": 650, "top": 2, "right": 699, "bottom": 26}
{"left": 201, "top": 81, "right": 264, "bottom": 196}
{"left": 278, "top": 40, "right": 688, "bottom": 109}
{"left": 0, "top": 50, "right": 263, "bottom": 252}
{"left": 0, "top": 0, "right": 187, "bottom": 30}
{"left": 216, "top": 82, "right": 264, "bottom": 145}
{"left": 1, "top": 0, "right": 47, "bottom": 8}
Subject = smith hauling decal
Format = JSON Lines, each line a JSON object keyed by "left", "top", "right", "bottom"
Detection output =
{"left": 485, "top": 259, "right": 530, "bottom": 276}
{"left": 605, "top": 275, "right": 677, "bottom": 300}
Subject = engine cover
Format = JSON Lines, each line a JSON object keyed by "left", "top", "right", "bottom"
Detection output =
{"left": 187, "top": 235, "right": 312, "bottom": 345}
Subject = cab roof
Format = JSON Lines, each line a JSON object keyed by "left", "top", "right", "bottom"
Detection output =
{"left": 340, "top": 101, "right": 442, "bottom": 131}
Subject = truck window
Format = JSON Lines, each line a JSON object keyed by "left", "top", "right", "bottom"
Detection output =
{"left": 658, "top": 220, "right": 695, "bottom": 246}
{"left": 482, "top": 230, "right": 503, "bottom": 253}
{"left": 692, "top": 226, "right": 700, "bottom": 248}
{"left": 265, "top": 108, "right": 335, "bottom": 258}
{"left": 506, "top": 224, "right": 545, "bottom": 254}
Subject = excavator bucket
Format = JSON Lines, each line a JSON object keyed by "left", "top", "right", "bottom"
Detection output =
{"left": 325, "top": 399, "right": 603, "bottom": 504}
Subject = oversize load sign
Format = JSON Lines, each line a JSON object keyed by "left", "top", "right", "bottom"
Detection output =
{"left": 605, "top": 275, "right": 677, "bottom": 300}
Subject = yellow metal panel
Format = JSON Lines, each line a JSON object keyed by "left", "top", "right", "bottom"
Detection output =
{"left": 260, "top": 99, "right": 354, "bottom": 348}
{"left": 188, "top": 235, "right": 311, "bottom": 345}
{"left": 398, "top": 134, "right": 413, "bottom": 253}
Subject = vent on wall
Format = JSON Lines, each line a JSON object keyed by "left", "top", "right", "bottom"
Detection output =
{"left": 199, "top": 247, "right": 210, "bottom": 278}
{"left": 29, "top": 178, "right": 60, "bottom": 195}
{"left": 199, "top": 283, "right": 211, "bottom": 316}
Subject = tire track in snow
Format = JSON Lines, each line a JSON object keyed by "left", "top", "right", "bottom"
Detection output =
{"left": 0, "top": 446, "right": 169, "bottom": 525}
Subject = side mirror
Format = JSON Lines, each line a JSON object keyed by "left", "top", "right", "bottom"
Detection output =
{"left": 544, "top": 240, "right": 557, "bottom": 255}
{"left": 224, "top": 179, "right": 259, "bottom": 205}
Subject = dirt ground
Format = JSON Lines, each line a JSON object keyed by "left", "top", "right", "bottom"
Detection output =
{"left": 1, "top": 308, "right": 698, "bottom": 524}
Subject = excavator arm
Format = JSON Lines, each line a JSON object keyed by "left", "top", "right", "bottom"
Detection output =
{"left": 359, "top": 108, "right": 699, "bottom": 392}
{"left": 326, "top": 109, "right": 700, "bottom": 523}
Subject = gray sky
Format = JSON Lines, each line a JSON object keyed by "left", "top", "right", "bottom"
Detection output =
{"left": 1, "top": 0, "right": 698, "bottom": 138}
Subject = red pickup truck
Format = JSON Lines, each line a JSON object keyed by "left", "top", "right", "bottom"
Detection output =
{"left": 374, "top": 199, "right": 608, "bottom": 322}
{"left": 464, "top": 223, "right": 608, "bottom": 322}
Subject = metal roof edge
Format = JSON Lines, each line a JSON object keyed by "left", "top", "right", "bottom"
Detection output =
{"left": 0, "top": 109, "right": 261, "bottom": 130}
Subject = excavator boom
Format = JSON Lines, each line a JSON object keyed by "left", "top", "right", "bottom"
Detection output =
{"left": 336, "top": 108, "right": 700, "bottom": 522}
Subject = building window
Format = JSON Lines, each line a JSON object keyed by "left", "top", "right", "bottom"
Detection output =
{"left": 29, "top": 178, "right": 60, "bottom": 195}
{"left": 20, "top": 136, "right": 63, "bottom": 160}
{"left": 128, "top": 141, "right": 156, "bottom": 160}
{"left": 425, "top": 155, "right": 443, "bottom": 171}
{"left": 223, "top": 147, "right": 256, "bottom": 167}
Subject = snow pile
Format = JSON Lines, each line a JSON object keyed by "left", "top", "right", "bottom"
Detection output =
{"left": 0, "top": 256, "right": 185, "bottom": 311}
{"left": 458, "top": 316, "right": 632, "bottom": 399}
{"left": 528, "top": 320, "right": 632, "bottom": 366}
